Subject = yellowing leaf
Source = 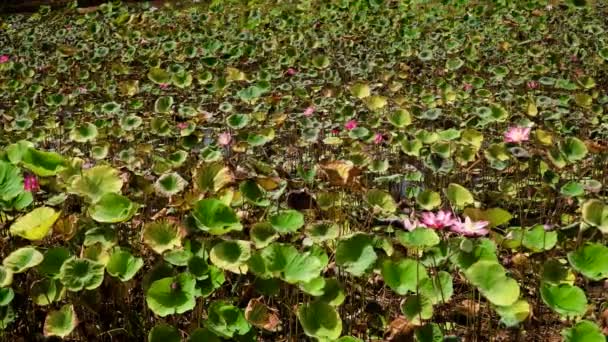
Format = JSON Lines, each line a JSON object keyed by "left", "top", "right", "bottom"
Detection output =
{"left": 10, "top": 207, "right": 60, "bottom": 240}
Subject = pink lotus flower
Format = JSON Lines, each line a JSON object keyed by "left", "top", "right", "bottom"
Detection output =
{"left": 0, "top": 55, "right": 9, "bottom": 64}
{"left": 303, "top": 106, "right": 315, "bottom": 117}
{"left": 420, "top": 210, "right": 456, "bottom": 229}
{"left": 218, "top": 132, "right": 232, "bottom": 146}
{"left": 402, "top": 217, "right": 421, "bottom": 231}
{"left": 345, "top": 120, "right": 357, "bottom": 131}
{"left": 286, "top": 68, "right": 297, "bottom": 76}
{"left": 526, "top": 81, "right": 539, "bottom": 89}
{"left": 373, "top": 133, "right": 383, "bottom": 144}
{"left": 504, "top": 126, "right": 531, "bottom": 143}
{"left": 177, "top": 122, "right": 189, "bottom": 130}
{"left": 463, "top": 83, "right": 473, "bottom": 91}
{"left": 159, "top": 83, "right": 169, "bottom": 89}
{"left": 450, "top": 216, "right": 489, "bottom": 237}
{"left": 23, "top": 173, "right": 39, "bottom": 192}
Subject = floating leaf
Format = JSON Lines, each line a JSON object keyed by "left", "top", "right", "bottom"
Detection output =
{"left": 446, "top": 183, "right": 474, "bottom": 207}
{"left": 154, "top": 172, "right": 187, "bottom": 197}
{"left": 68, "top": 165, "right": 123, "bottom": 203}
{"left": 191, "top": 198, "right": 242, "bottom": 235}
{"left": 88, "top": 193, "right": 138, "bottom": 223}
{"left": 540, "top": 283, "right": 587, "bottom": 318}
{"left": 494, "top": 299, "right": 530, "bottom": 327}
{"left": 269, "top": 210, "right": 305, "bottom": 234}
{"left": 143, "top": 221, "right": 182, "bottom": 254}
{"left": 207, "top": 300, "right": 251, "bottom": 338}
{"left": 465, "top": 261, "right": 519, "bottom": 306}
{"left": 381, "top": 258, "right": 428, "bottom": 295}
{"left": 562, "top": 320, "right": 605, "bottom": 342}
{"left": 210, "top": 240, "right": 251, "bottom": 274}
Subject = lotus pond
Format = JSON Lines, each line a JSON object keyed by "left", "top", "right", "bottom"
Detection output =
{"left": 1, "top": 0, "right": 608, "bottom": 341}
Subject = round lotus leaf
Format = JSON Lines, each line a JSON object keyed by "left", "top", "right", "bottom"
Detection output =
{"left": 581, "top": 199, "right": 608, "bottom": 233}
{"left": 20, "top": 148, "right": 66, "bottom": 177}
{"left": 0, "top": 288, "right": 14, "bottom": 306}
{"left": 38, "top": 247, "right": 71, "bottom": 279}
{"left": 250, "top": 222, "right": 278, "bottom": 248}
{"left": 562, "top": 320, "right": 605, "bottom": 342}
{"left": 305, "top": 222, "right": 339, "bottom": 243}
{"left": 106, "top": 247, "right": 143, "bottom": 282}
{"left": 10, "top": 207, "right": 60, "bottom": 241}
{"left": 148, "top": 324, "right": 181, "bottom": 342}
{"left": 146, "top": 273, "right": 196, "bottom": 317}
{"left": 464, "top": 260, "right": 519, "bottom": 306}
{"left": 416, "top": 190, "right": 441, "bottom": 210}
{"left": 154, "top": 172, "right": 187, "bottom": 197}
{"left": 172, "top": 71, "right": 193, "bottom": 88}
{"left": 143, "top": 220, "right": 182, "bottom": 255}
{"left": 401, "top": 294, "right": 433, "bottom": 323}
{"left": 88, "top": 193, "right": 138, "bottom": 223}
{"left": 210, "top": 240, "right": 251, "bottom": 274}
{"left": 68, "top": 165, "right": 123, "bottom": 203}
{"left": 43, "top": 304, "right": 77, "bottom": 338}
{"left": 31, "top": 278, "right": 63, "bottom": 306}
{"left": 69, "top": 123, "right": 98, "bottom": 143}
{"left": 446, "top": 57, "right": 464, "bottom": 70}
{"left": 388, "top": 108, "right": 412, "bottom": 128}
{"left": 268, "top": 210, "right": 304, "bottom": 234}
{"left": 120, "top": 115, "right": 143, "bottom": 131}
{"left": 446, "top": 183, "right": 474, "bottom": 207}
{"left": 494, "top": 299, "right": 530, "bottom": 327}
{"left": 59, "top": 257, "right": 105, "bottom": 291}
{"left": 191, "top": 198, "right": 242, "bottom": 235}
{"left": 561, "top": 137, "right": 588, "bottom": 162}
{"left": 3, "top": 246, "right": 43, "bottom": 273}
{"left": 154, "top": 96, "right": 174, "bottom": 113}
{"left": 366, "top": 189, "right": 397, "bottom": 213}
{"left": 206, "top": 300, "right": 251, "bottom": 338}
{"left": 381, "top": 258, "right": 429, "bottom": 295}
{"left": 567, "top": 243, "right": 608, "bottom": 281}
{"left": 312, "top": 55, "right": 331, "bottom": 69}
{"left": 319, "top": 278, "right": 345, "bottom": 306}
{"left": 540, "top": 283, "right": 587, "bottom": 318}
{"left": 335, "top": 234, "right": 377, "bottom": 277}
{"left": 298, "top": 300, "right": 342, "bottom": 340}
{"left": 91, "top": 144, "right": 110, "bottom": 160}
{"left": 396, "top": 228, "right": 440, "bottom": 250}
{"left": 101, "top": 101, "right": 121, "bottom": 114}
{"left": 148, "top": 67, "right": 172, "bottom": 84}
{"left": 240, "top": 180, "right": 270, "bottom": 207}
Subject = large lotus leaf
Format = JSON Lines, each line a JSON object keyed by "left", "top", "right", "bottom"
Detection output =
{"left": 194, "top": 163, "right": 233, "bottom": 193}
{"left": 3, "top": 246, "right": 43, "bottom": 273}
{"left": 10, "top": 207, "right": 60, "bottom": 240}
{"left": 192, "top": 198, "right": 242, "bottom": 235}
{"left": 148, "top": 324, "right": 181, "bottom": 342}
{"left": 38, "top": 247, "right": 71, "bottom": 279}
{"left": 366, "top": 189, "right": 397, "bottom": 213}
{"left": 561, "top": 137, "right": 588, "bottom": 162}
{"left": 210, "top": 240, "right": 251, "bottom": 274}
{"left": 250, "top": 243, "right": 326, "bottom": 284}
{"left": 154, "top": 96, "right": 174, "bottom": 113}
{"left": 43, "top": 304, "right": 77, "bottom": 338}
{"left": 381, "top": 258, "right": 428, "bottom": 295}
{"left": 298, "top": 300, "right": 342, "bottom": 340}
{"left": 396, "top": 228, "right": 440, "bottom": 249}
{"left": 0, "top": 160, "right": 24, "bottom": 202}
{"left": 88, "top": 193, "right": 138, "bottom": 223}
{"left": 154, "top": 172, "right": 187, "bottom": 197}
{"left": 494, "top": 299, "right": 530, "bottom": 327}
{"left": 335, "top": 234, "right": 377, "bottom": 276}
{"left": 269, "top": 210, "right": 304, "bottom": 234}
{"left": 581, "top": 199, "right": 608, "bottom": 233}
{"left": 464, "top": 260, "right": 519, "bottom": 306}
{"left": 240, "top": 180, "right": 270, "bottom": 206}
{"left": 146, "top": 273, "right": 196, "bottom": 317}
{"left": 68, "top": 165, "right": 123, "bottom": 203}
{"left": 418, "top": 271, "right": 453, "bottom": 304}
{"left": 401, "top": 294, "right": 433, "bottom": 323}
{"left": 143, "top": 220, "right": 182, "bottom": 254}
{"left": 522, "top": 225, "right": 557, "bottom": 252}
{"left": 207, "top": 300, "right": 251, "bottom": 338}
{"left": 446, "top": 183, "right": 474, "bottom": 207}
{"left": 59, "top": 257, "right": 105, "bottom": 291}
{"left": 540, "top": 283, "right": 587, "bottom": 318}
{"left": 562, "top": 320, "right": 605, "bottom": 342}
{"left": 106, "top": 248, "right": 143, "bottom": 281}
{"left": 567, "top": 243, "right": 608, "bottom": 281}
{"left": 20, "top": 148, "right": 66, "bottom": 177}
{"left": 0, "top": 267, "right": 12, "bottom": 287}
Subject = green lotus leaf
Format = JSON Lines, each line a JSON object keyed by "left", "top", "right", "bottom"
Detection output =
{"left": 192, "top": 198, "right": 242, "bottom": 235}
{"left": 416, "top": 190, "right": 441, "bottom": 210}
{"left": 269, "top": 210, "right": 304, "bottom": 234}
{"left": 207, "top": 300, "right": 251, "bottom": 338}
{"left": 419, "top": 271, "right": 453, "bottom": 305}
{"left": 148, "top": 324, "right": 181, "bottom": 342}
{"left": 335, "top": 234, "right": 377, "bottom": 277}
{"left": 43, "top": 304, "right": 77, "bottom": 338}
{"left": 101, "top": 101, "right": 121, "bottom": 114}
{"left": 396, "top": 228, "right": 440, "bottom": 250}
{"left": 154, "top": 96, "right": 174, "bottom": 114}
{"left": 45, "top": 93, "right": 67, "bottom": 106}
{"left": 167, "top": 150, "right": 188, "bottom": 167}
{"left": 446, "top": 183, "right": 474, "bottom": 208}
{"left": 446, "top": 57, "right": 464, "bottom": 70}
{"left": 238, "top": 86, "right": 266, "bottom": 102}
{"left": 83, "top": 226, "right": 116, "bottom": 249}
{"left": 560, "top": 181, "right": 585, "bottom": 197}
{"left": 0, "top": 288, "right": 13, "bottom": 306}
{"left": 567, "top": 243, "right": 608, "bottom": 281}
{"left": 38, "top": 247, "right": 71, "bottom": 279}
{"left": 298, "top": 300, "right": 342, "bottom": 340}
{"left": 381, "top": 258, "right": 428, "bottom": 295}
{"left": 415, "top": 323, "right": 443, "bottom": 342}
{"left": 540, "top": 283, "right": 587, "bottom": 318}
{"left": 350, "top": 83, "right": 371, "bottom": 99}
{"left": 0, "top": 160, "right": 24, "bottom": 204}
{"left": 210, "top": 240, "right": 251, "bottom": 274}
{"left": 366, "top": 189, "right": 397, "bottom": 213}
{"left": 172, "top": 71, "right": 193, "bottom": 88}
{"left": 3, "top": 246, "right": 43, "bottom": 273}
{"left": 364, "top": 95, "right": 387, "bottom": 111}
{"left": 521, "top": 225, "right": 557, "bottom": 252}
{"left": 146, "top": 273, "right": 196, "bottom": 317}
{"left": 312, "top": 55, "right": 331, "bottom": 69}
{"left": 249, "top": 243, "right": 326, "bottom": 284}
{"left": 148, "top": 67, "right": 172, "bottom": 84}
{"left": 240, "top": 180, "right": 270, "bottom": 207}
{"left": 574, "top": 93, "right": 592, "bottom": 108}
{"left": 10, "top": 207, "right": 59, "bottom": 241}
{"left": 106, "top": 247, "right": 143, "bottom": 282}
{"left": 154, "top": 172, "right": 187, "bottom": 197}
{"left": 0, "top": 267, "right": 12, "bottom": 287}
{"left": 388, "top": 108, "right": 412, "bottom": 128}
{"left": 581, "top": 199, "right": 608, "bottom": 233}
{"left": 348, "top": 127, "right": 370, "bottom": 139}
{"left": 69, "top": 123, "right": 98, "bottom": 143}
{"left": 68, "top": 165, "right": 123, "bottom": 203}
{"left": 59, "top": 257, "right": 105, "bottom": 291}
{"left": 300, "top": 277, "right": 326, "bottom": 296}
{"left": 119, "top": 115, "right": 143, "bottom": 131}
{"left": 21, "top": 148, "right": 66, "bottom": 177}
{"left": 562, "top": 320, "right": 605, "bottom": 342}
{"left": 401, "top": 294, "right": 433, "bottom": 323}
{"left": 143, "top": 220, "right": 182, "bottom": 254}
{"left": 560, "top": 137, "right": 587, "bottom": 162}
{"left": 188, "top": 328, "right": 221, "bottom": 342}
{"left": 194, "top": 163, "right": 233, "bottom": 194}
{"left": 305, "top": 221, "right": 339, "bottom": 243}
{"left": 88, "top": 193, "right": 138, "bottom": 223}
{"left": 250, "top": 222, "right": 278, "bottom": 248}
{"left": 91, "top": 144, "right": 110, "bottom": 160}
{"left": 494, "top": 299, "right": 530, "bottom": 327}
{"left": 464, "top": 260, "right": 519, "bottom": 306}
